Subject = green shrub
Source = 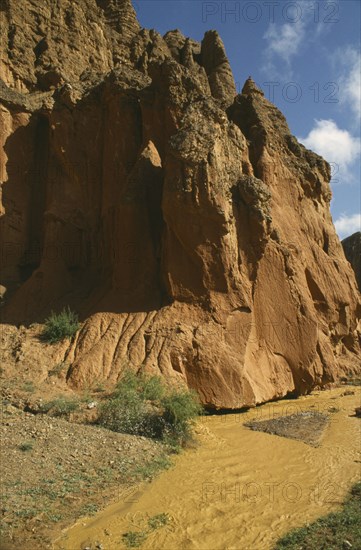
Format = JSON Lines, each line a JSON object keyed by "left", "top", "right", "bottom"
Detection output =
{"left": 98, "top": 370, "right": 202, "bottom": 447}
{"left": 48, "top": 361, "right": 68, "bottom": 377}
{"left": 275, "top": 481, "right": 361, "bottom": 549}
{"left": 100, "top": 371, "right": 165, "bottom": 438}
{"left": 122, "top": 513, "right": 169, "bottom": 548}
{"left": 19, "top": 441, "right": 34, "bottom": 452}
{"left": 139, "top": 374, "right": 165, "bottom": 401}
{"left": 42, "top": 396, "right": 80, "bottom": 417}
{"left": 122, "top": 530, "right": 147, "bottom": 548}
{"left": 21, "top": 381, "right": 36, "bottom": 393}
{"left": 42, "top": 307, "right": 79, "bottom": 344}
{"left": 98, "top": 394, "right": 147, "bottom": 435}
{"left": 162, "top": 389, "right": 202, "bottom": 444}
{"left": 113, "top": 370, "right": 165, "bottom": 402}
{"left": 133, "top": 453, "right": 171, "bottom": 481}
{"left": 148, "top": 513, "right": 169, "bottom": 530}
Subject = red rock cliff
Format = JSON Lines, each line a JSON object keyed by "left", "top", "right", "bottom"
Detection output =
{"left": 0, "top": 0, "right": 360, "bottom": 408}
{"left": 342, "top": 232, "right": 361, "bottom": 292}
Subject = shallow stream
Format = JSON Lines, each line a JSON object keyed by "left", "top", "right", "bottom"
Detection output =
{"left": 53, "top": 387, "right": 361, "bottom": 550}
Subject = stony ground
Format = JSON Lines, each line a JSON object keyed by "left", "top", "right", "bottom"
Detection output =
{"left": 244, "top": 411, "right": 331, "bottom": 446}
{"left": 0, "top": 324, "right": 171, "bottom": 550}
{"left": 0, "top": 401, "right": 169, "bottom": 550}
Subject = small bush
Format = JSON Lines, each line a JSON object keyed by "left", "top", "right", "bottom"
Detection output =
{"left": 122, "top": 530, "right": 147, "bottom": 548}
{"left": 21, "top": 381, "right": 36, "bottom": 393}
{"left": 98, "top": 370, "right": 202, "bottom": 447}
{"left": 122, "top": 513, "right": 169, "bottom": 548}
{"left": 42, "top": 396, "right": 79, "bottom": 417}
{"left": 100, "top": 371, "right": 165, "bottom": 438}
{"left": 139, "top": 374, "right": 165, "bottom": 402}
{"left": 42, "top": 307, "right": 79, "bottom": 344}
{"left": 48, "top": 361, "right": 67, "bottom": 377}
{"left": 19, "top": 441, "right": 34, "bottom": 452}
{"left": 93, "top": 383, "right": 106, "bottom": 393}
{"left": 134, "top": 453, "right": 171, "bottom": 481}
{"left": 148, "top": 513, "right": 169, "bottom": 530}
{"left": 79, "top": 503, "right": 98, "bottom": 516}
{"left": 113, "top": 370, "right": 165, "bottom": 402}
{"left": 98, "top": 394, "right": 147, "bottom": 435}
{"left": 162, "top": 389, "right": 202, "bottom": 445}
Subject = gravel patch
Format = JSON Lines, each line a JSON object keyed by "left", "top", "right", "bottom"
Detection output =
{"left": 0, "top": 402, "right": 168, "bottom": 550}
{"left": 244, "top": 411, "right": 330, "bottom": 446}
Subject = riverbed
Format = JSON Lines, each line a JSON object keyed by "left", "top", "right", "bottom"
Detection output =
{"left": 53, "top": 387, "right": 361, "bottom": 550}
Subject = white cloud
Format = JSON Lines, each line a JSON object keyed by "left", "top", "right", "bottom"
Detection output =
{"left": 261, "top": 20, "right": 305, "bottom": 78}
{"left": 261, "top": 9, "right": 333, "bottom": 79}
{"left": 334, "top": 213, "right": 361, "bottom": 238}
{"left": 264, "top": 22, "right": 305, "bottom": 63}
{"left": 298, "top": 119, "right": 360, "bottom": 183}
{"left": 334, "top": 46, "right": 361, "bottom": 118}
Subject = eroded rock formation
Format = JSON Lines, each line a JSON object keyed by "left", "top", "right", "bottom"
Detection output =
{"left": 342, "top": 232, "right": 361, "bottom": 291}
{"left": 1, "top": 0, "right": 360, "bottom": 408}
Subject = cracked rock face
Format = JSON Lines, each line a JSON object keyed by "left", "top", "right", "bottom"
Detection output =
{"left": 342, "top": 232, "right": 361, "bottom": 291}
{"left": 0, "top": 0, "right": 360, "bottom": 408}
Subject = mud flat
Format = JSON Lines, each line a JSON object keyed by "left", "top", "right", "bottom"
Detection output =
{"left": 244, "top": 411, "right": 330, "bottom": 447}
{"left": 53, "top": 387, "right": 361, "bottom": 550}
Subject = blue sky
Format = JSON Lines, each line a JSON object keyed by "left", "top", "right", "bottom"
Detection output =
{"left": 133, "top": 0, "right": 360, "bottom": 239}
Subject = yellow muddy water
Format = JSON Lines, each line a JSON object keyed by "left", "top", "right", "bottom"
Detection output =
{"left": 53, "top": 388, "right": 361, "bottom": 550}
